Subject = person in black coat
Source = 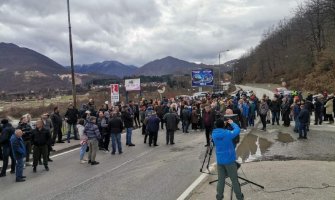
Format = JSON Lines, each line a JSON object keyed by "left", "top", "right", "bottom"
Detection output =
{"left": 51, "top": 107, "right": 63, "bottom": 144}
{"left": 65, "top": 103, "right": 79, "bottom": 142}
{"left": 31, "top": 120, "right": 51, "bottom": 172}
{"left": 298, "top": 104, "right": 310, "bottom": 139}
{"left": 108, "top": 112, "right": 124, "bottom": 154}
{"left": 0, "top": 119, "right": 16, "bottom": 177}
{"left": 121, "top": 106, "right": 135, "bottom": 146}
{"left": 269, "top": 97, "right": 281, "bottom": 125}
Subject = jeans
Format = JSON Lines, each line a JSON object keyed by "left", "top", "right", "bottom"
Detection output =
{"left": 182, "top": 121, "right": 189, "bottom": 133}
{"left": 67, "top": 123, "right": 78, "bottom": 141}
{"left": 1, "top": 145, "right": 15, "bottom": 175}
{"left": 248, "top": 115, "right": 255, "bottom": 126}
{"left": 299, "top": 123, "right": 307, "bottom": 138}
{"left": 15, "top": 158, "right": 24, "bottom": 179}
{"left": 111, "top": 133, "right": 122, "bottom": 153}
{"left": 126, "top": 128, "right": 132, "bottom": 145}
{"left": 294, "top": 118, "right": 300, "bottom": 132}
{"left": 271, "top": 111, "right": 280, "bottom": 125}
{"left": 79, "top": 143, "right": 88, "bottom": 160}
{"left": 314, "top": 112, "right": 323, "bottom": 125}
{"left": 88, "top": 139, "right": 98, "bottom": 162}
{"left": 216, "top": 163, "right": 244, "bottom": 200}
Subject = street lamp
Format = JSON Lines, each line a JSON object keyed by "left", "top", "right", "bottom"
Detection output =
{"left": 218, "top": 49, "right": 230, "bottom": 89}
{"left": 67, "top": 0, "right": 77, "bottom": 107}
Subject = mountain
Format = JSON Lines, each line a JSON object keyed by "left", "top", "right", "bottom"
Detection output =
{"left": 74, "top": 61, "right": 137, "bottom": 78}
{"left": 0, "top": 42, "right": 74, "bottom": 92}
{"left": 135, "top": 56, "right": 201, "bottom": 76}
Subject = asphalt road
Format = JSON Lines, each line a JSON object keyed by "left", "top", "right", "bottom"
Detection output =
{"left": 0, "top": 128, "right": 207, "bottom": 200}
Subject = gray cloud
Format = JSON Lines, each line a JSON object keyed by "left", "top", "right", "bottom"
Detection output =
{"left": 0, "top": 0, "right": 305, "bottom": 66}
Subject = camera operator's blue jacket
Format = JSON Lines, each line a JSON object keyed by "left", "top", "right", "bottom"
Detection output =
{"left": 212, "top": 123, "right": 240, "bottom": 165}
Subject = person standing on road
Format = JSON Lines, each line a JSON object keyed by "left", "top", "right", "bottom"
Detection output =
{"left": 298, "top": 104, "right": 310, "bottom": 139}
{"left": 17, "top": 116, "right": 33, "bottom": 166}
{"left": 121, "top": 106, "right": 135, "bottom": 147}
{"left": 259, "top": 99, "right": 269, "bottom": 131}
{"left": 51, "top": 107, "right": 63, "bottom": 145}
{"left": 65, "top": 103, "right": 79, "bottom": 143}
{"left": 0, "top": 119, "right": 16, "bottom": 177}
{"left": 203, "top": 106, "right": 215, "bottom": 147}
{"left": 314, "top": 96, "right": 323, "bottom": 125}
{"left": 146, "top": 112, "right": 160, "bottom": 147}
{"left": 108, "top": 112, "right": 124, "bottom": 155}
{"left": 324, "top": 94, "right": 334, "bottom": 124}
{"left": 10, "top": 129, "right": 26, "bottom": 182}
{"left": 269, "top": 97, "right": 281, "bottom": 125}
{"left": 97, "top": 111, "right": 109, "bottom": 151}
{"left": 281, "top": 98, "right": 291, "bottom": 127}
{"left": 212, "top": 118, "right": 244, "bottom": 200}
{"left": 77, "top": 119, "right": 88, "bottom": 164}
{"left": 84, "top": 116, "right": 101, "bottom": 165}
{"left": 163, "top": 108, "right": 180, "bottom": 145}
{"left": 31, "top": 120, "right": 51, "bottom": 173}
{"left": 181, "top": 106, "right": 191, "bottom": 133}
{"left": 292, "top": 101, "right": 301, "bottom": 133}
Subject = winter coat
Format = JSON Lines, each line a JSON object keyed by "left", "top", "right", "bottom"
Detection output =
{"left": 51, "top": 112, "right": 63, "bottom": 130}
{"left": 77, "top": 124, "right": 87, "bottom": 145}
{"left": 84, "top": 122, "right": 101, "bottom": 140}
{"left": 17, "top": 122, "right": 33, "bottom": 141}
{"left": 269, "top": 100, "right": 281, "bottom": 112}
{"left": 314, "top": 99, "right": 323, "bottom": 113}
{"left": 163, "top": 112, "right": 179, "bottom": 131}
{"left": 298, "top": 108, "right": 310, "bottom": 124}
{"left": 146, "top": 115, "right": 160, "bottom": 133}
{"left": 0, "top": 123, "right": 15, "bottom": 145}
{"left": 121, "top": 111, "right": 133, "bottom": 128}
{"left": 259, "top": 102, "right": 269, "bottom": 116}
{"left": 191, "top": 110, "right": 199, "bottom": 124}
{"left": 203, "top": 110, "right": 215, "bottom": 128}
{"left": 10, "top": 134, "right": 26, "bottom": 159}
{"left": 65, "top": 108, "right": 79, "bottom": 124}
{"left": 182, "top": 108, "right": 191, "bottom": 122}
{"left": 108, "top": 117, "right": 124, "bottom": 134}
{"left": 97, "top": 117, "right": 109, "bottom": 135}
{"left": 325, "top": 98, "right": 334, "bottom": 115}
{"left": 31, "top": 128, "right": 51, "bottom": 146}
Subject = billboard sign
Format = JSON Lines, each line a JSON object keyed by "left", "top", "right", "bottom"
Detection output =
{"left": 192, "top": 69, "right": 214, "bottom": 87}
{"left": 111, "top": 84, "right": 120, "bottom": 104}
{"left": 125, "top": 79, "right": 141, "bottom": 91}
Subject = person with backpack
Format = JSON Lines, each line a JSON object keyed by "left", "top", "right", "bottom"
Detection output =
{"left": 0, "top": 119, "right": 16, "bottom": 177}
{"left": 146, "top": 112, "right": 160, "bottom": 147}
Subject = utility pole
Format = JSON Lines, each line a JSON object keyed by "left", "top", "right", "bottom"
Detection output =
{"left": 67, "top": 0, "right": 77, "bottom": 108}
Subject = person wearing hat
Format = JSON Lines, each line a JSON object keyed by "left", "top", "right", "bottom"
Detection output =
{"left": 0, "top": 119, "right": 16, "bottom": 177}
{"left": 212, "top": 118, "right": 244, "bottom": 200}
{"left": 65, "top": 103, "right": 79, "bottom": 143}
{"left": 163, "top": 108, "right": 180, "bottom": 145}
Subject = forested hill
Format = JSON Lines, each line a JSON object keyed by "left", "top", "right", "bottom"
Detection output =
{"left": 234, "top": 0, "right": 335, "bottom": 92}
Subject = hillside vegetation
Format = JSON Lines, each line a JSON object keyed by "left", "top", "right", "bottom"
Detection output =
{"left": 234, "top": 0, "right": 335, "bottom": 93}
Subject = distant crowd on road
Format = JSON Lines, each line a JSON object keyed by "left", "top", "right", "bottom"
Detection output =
{"left": 0, "top": 88, "right": 334, "bottom": 182}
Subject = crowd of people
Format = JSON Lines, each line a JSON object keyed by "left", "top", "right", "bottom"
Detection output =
{"left": 0, "top": 88, "right": 334, "bottom": 183}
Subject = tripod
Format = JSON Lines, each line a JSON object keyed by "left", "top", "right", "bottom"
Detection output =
{"left": 200, "top": 141, "right": 264, "bottom": 200}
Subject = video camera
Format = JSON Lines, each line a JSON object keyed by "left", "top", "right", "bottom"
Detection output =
{"left": 222, "top": 114, "right": 240, "bottom": 145}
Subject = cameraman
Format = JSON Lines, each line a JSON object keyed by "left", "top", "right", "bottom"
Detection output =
{"left": 212, "top": 118, "right": 244, "bottom": 200}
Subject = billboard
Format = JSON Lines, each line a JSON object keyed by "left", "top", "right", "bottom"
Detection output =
{"left": 125, "top": 78, "right": 141, "bottom": 91}
{"left": 192, "top": 69, "right": 214, "bottom": 87}
{"left": 111, "top": 84, "right": 120, "bottom": 104}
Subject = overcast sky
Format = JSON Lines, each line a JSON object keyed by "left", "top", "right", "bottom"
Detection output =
{"left": 0, "top": 0, "right": 305, "bottom": 67}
